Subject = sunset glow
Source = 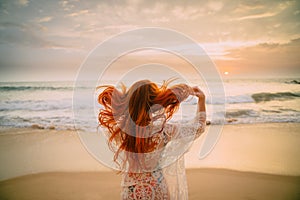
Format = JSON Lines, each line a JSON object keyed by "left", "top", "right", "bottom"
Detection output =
{"left": 0, "top": 0, "right": 299, "bottom": 81}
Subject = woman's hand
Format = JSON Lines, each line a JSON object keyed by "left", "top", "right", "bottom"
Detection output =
{"left": 192, "top": 86, "right": 206, "bottom": 114}
{"left": 191, "top": 86, "right": 205, "bottom": 100}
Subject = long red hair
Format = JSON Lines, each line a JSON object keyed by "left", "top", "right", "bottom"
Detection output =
{"left": 98, "top": 79, "right": 191, "bottom": 171}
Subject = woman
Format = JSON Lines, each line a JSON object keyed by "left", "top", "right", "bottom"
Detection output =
{"left": 98, "top": 79, "right": 206, "bottom": 200}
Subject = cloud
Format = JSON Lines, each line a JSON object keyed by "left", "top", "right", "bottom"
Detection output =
{"left": 1, "top": 0, "right": 299, "bottom": 80}
{"left": 207, "top": 1, "right": 224, "bottom": 12}
{"left": 234, "top": 1, "right": 266, "bottom": 12}
{"left": 170, "top": 1, "right": 224, "bottom": 20}
{"left": 59, "top": 0, "right": 75, "bottom": 11}
{"left": 172, "top": 6, "right": 199, "bottom": 20}
{"left": 102, "top": 24, "right": 137, "bottom": 31}
{"left": 0, "top": 21, "right": 76, "bottom": 49}
{"left": 67, "top": 9, "right": 89, "bottom": 17}
{"left": 220, "top": 38, "right": 300, "bottom": 75}
{"left": 16, "top": 0, "right": 29, "bottom": 7}
{"left": 202, "top": 40, "right": 261, "bottom": 60}
{"left": 236, "top": 12, "right": 278, "bottom": 20}
{"left": 150, "top": 16, "right": 169, "bottom": 23}
{"left": 234, "top": 0, "right": 294, "bottom": 21}
{"left": 59, "top": 0, "right": 68, "bottom": 8}
{"left": 36, "top": 16, "right": 53, "bottom": 23}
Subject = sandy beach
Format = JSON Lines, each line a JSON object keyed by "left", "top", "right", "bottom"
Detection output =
{"left": 0, "top": 169, "right": 299, "bottom": 200}
{"left": 0, "top": 123, "right": 300, "bottom": 199}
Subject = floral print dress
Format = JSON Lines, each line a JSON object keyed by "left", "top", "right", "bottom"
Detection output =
{"left": 121, "top": 112, "right": 206, "bottom": 200}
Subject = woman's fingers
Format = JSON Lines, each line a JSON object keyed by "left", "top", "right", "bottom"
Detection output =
{"left": 192, "top": 86, "right": 205, "bottom": 98}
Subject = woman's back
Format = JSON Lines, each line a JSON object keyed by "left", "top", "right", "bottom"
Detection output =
{"left": 98, "top": 79, "right": 206, "bottom": 199}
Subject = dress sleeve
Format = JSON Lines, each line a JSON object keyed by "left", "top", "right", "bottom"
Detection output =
{"left": 163, "top": 111, "right": 206, "bottom": 141}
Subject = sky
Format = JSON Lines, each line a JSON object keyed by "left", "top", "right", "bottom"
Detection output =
{"left": 0, "top": 0, "right": 299, "bottom": 81}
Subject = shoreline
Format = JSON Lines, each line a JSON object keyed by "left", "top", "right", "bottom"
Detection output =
{"left": 1, "top": 169, "right": 299, "bottom": 200}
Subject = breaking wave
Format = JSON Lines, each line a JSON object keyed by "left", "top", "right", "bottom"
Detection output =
{"left": 252, "top": 92, "right": 300, "bottom": 103}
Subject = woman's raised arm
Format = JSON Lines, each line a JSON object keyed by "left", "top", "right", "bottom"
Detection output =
{"left": 163, "top": 86, "right": 206, "bottom": 141}
{"left": 191, "top": 86, "right": 206, "bottom": 138}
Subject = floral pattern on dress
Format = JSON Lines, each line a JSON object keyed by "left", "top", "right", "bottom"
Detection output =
{"left": 121, "top": 112, "right": 206, "bottom": 200}
{"left": 121, "top": 169, "right": 169, "bottom": 200}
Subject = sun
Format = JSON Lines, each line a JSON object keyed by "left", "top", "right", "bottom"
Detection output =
{"left": 224, "top": 71, "right": 229, "bottom": 75}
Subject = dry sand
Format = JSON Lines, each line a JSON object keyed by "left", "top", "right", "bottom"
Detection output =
{"left": 0, "top": 169, "right": 299, "bottom": 200}
{"left": 0, "top": 123, "right": 300, "bottom": 199}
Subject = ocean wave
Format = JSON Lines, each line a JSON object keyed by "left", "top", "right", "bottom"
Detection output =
{"left": 0, "top": 86, "right": 74, "bottom": 91}
{"left": 226, "top": 95, "right": 253, "bottom": 104}
{"left": 225, "top": 109, "right": 259, "bottom": 118}
{"left": 225, "top": 91, "right": 300, "bottom": 104}
{"left": 285, "top": 80, "right": 300, "bottom": 84}
{"left": 160, "top": 91, "right": 300, "bottom": 105}
{"left": 183, "top": 95, "right": 254, "bottom": 105}
{"left": 0, "top": 99, "right": 72, "bottom": 111}
{"left": 252, "top": 92, "right": 300, "bottom": 103}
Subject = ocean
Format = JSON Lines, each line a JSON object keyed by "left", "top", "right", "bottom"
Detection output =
{"left": 0, "top": 78, "right": 299, "bottom": 132}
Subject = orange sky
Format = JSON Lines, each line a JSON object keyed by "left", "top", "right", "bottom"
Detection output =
{"left": 0, "top": 0, "right": 299, "bottom": 81}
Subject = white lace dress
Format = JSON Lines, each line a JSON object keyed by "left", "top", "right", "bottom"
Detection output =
{"left": 121, "top": 112, "right": 206, "bottom": 200}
